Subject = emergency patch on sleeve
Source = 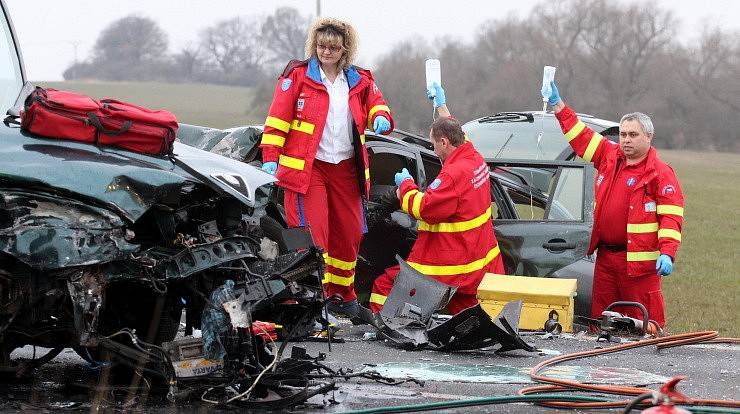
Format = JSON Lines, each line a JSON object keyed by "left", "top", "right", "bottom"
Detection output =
{"left": 429, "top": 178, "right": 442, "bottom": 190}
{"left": 281, "top": 78, "right": 292, "bottom": 91}
{"left": 661, "top": 184, "right": 676, "bottom": 196}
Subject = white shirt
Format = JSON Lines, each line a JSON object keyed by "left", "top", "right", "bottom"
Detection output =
{"left": 315, "top": 67, "right": 354, "bottom": 164}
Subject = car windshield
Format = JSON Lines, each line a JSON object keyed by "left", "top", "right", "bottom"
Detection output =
{"left": 463, "top": 115, "right": 570, "bottom": 159}
{"left": 0, "top": 6, "right": 22, "bottom": 113}
{"left": 463, "top": 114, "right": 617, "bottom": 160}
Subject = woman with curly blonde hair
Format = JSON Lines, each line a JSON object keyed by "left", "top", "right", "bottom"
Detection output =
{"left": 260, "top": 17, "right": 394, "bottom": 317}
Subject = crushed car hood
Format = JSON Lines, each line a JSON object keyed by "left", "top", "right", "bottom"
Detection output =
{"left": 0, "top": 124, "right": 276, "bottom": 222}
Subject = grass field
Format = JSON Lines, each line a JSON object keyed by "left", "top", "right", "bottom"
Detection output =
{"left": 41, "top": 81, "right": 740, "bottom": 336}
{"left": 42, "top": 81, "right": 262, "bottom": 128}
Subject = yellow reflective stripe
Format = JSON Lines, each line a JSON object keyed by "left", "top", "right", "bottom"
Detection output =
{"left": 627, "top": 222, "right": 658, "bottom": 233}
{"left": 401, "top": 189, "right": 419, "bottom": 213}
{"left": 291, "top": 119, "right": 315, "bottom": 134}
{"left": 368, "top": 104, "right": 390, "bottom": 119}
{"left": 278, "top": 154, "right": 305, "bottom": 170}
{"left": 324, "top": 255, "right": 356, "bottom": 271}
{"left": 627, "top": 251, "right": 660, "bottom": 262}
{"left": 582, "top": 132, "right": 603, "bottom": 162}
{"left": 564, "top": 121, "right": 586, "bottom": 142}
{"left": 658, "top": 228, "right": 682, "bottom": 241}
{"left": 657, "top": 204, "right": 684, "bottom": 217}
{"left": 265, "top": 116, "right": 290, "bottom": 133}
{"left": 364, "top": 168, "right": 370, "bottom": 180}
{"left": 360, "top": 134, "right": 366, "bottom": 145}
{"left": 411, "top": 192, "right": 423, "bottom": 219}
{"left": 261, "top": 133, "right": 285, "bottom": 147}
{"left": 407, "top": 245, "right": 500, "bottom": 276}
{"left": 418, "top": 207, "right": 492, "bottom": 233}
{"left": 369, "top": 293, "right": 386, "bottom": 305}
{"left": 322, "top": 272, "right": 354, "bottom": 286}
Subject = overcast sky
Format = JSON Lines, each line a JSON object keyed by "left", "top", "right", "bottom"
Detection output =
{"left": 6, "top": 0, "right": 740, "bottom": 81}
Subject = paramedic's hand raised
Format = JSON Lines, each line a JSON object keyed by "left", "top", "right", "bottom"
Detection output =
{"left": 656, "top": 254, "right": 673, "bottom": 276}
{"left": 543, "top": 81, "right": 561, "bottom": 106}
{"left": 426, "top": 82, "right": 446, "bottom": 108}
{"left": 394, "top": 168, "right": 413, "bottom": 186}
{"left": 262, "top": 161, "right": 277, "bottom": 175}
{"left": 374, "top": 116, "right": 391, "bottom": 134}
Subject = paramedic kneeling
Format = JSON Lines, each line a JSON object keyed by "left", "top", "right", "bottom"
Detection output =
{"left": 369, "top": 84, "right": 504, "bottom": 314}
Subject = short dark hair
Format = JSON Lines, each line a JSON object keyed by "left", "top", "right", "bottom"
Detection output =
{"left": 430, "top": 117, "right": 465, "bottom": 146}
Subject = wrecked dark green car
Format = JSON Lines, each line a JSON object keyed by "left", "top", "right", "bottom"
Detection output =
{"left": 0, "top": 0, "right": 324, "bottom": 379}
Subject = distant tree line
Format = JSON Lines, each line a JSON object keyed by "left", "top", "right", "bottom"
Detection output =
{"left": 64, "top": 0, "right": 739, "bottom": 152}
{"left": 63, "top": 7, "right": 310, "bottom": 88}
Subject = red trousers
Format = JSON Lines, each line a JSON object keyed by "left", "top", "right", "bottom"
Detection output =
{"left": 284, "top": 158, "right": 365, "bottom": 303}
{"left": 370, "top": 257, "right": 505, "bottom": 315}
{"left": 592, "top": 249, "right": 666, "bottom": 327}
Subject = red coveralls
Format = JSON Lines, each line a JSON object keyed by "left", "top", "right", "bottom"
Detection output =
{"left": 370, "top": 141, "right": 505, "bottom": 315}
{"left": 261, "top": 57, "right": 393, "bottom": 303}
{"left": 556, "top": 105, "right": 684, "bottom": 327}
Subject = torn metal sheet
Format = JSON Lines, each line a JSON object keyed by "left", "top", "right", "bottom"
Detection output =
{"left": 176, "top": 123, "right": 263, "bottom": 163}
{"left": 427, "top": 302, "right": 535, "bottom": 353}
{"left": 363, "top": 362, "right": 670, "bottom": 385}
{"left": 378, "top": 256, "right": 455, "bottom": 349}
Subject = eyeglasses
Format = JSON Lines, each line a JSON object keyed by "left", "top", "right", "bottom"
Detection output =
{"left": 317, "top": 44, "right": 343, "bottom": 54}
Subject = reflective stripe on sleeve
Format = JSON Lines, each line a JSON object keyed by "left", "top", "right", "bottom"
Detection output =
{"left": 407, "top": 245, "right": 500, "bottom": 276}
{"left": 365, "top": 168, "right": 370, "bottom": 180}
{"left": 564, "top": 121, "right": 586, "bottom": 142}
{"left": 401, "top": 189, "right": 419, "bottom": 213}
{"left": 658, "top": 228, "right": 682, "bottom": 241}
{"left": 261, "top": 133, "right": 286, "bottom": 147}
{"left": 582, "top": 132, "right": 603, "bottom": 162}
{"left": 626, "top": 251, "right": 660, "bottom": 262}
{"left": 411, "top": 192, "right": 423, "bottom": 219}
{"left": 278, "top": 154, "right": 305, "bottom": 170}
{"left": 265, "top": 116, "right": 290, "bottom": 133}
{"left": 657, "top": 204, "right": 684, "bottom": 217}
{"left": 418, "top": 207, "right": 492, "bottom": 233}
{"left": 368, "top": 104, "right": 390, "bottom": 119}
{"left": 291, "top": 119, "right": 315, "bottom": 134}
{"left": 627, "top": 222, "right": 659, "bottom": 233}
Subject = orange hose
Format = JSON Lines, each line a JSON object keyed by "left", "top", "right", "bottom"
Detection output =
{"left": 519, "top": 331, "right": 740, "bottom": 409}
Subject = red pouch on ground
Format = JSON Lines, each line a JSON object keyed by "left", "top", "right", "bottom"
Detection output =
{"left": 20, "top": 87, "right": 178, "bottom": 156}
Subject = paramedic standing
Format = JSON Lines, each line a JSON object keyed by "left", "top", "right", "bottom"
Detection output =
{"left": 543, "top": 81, "right": 683, "bottom": 327}
{"left": 260, "top": 17, "right": 394, "bottom": 317}
{"left": 369, "top": 83, "right": 505, "bottom": 315}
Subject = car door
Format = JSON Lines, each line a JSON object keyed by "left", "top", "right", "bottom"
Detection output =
{"left": 488, "top": 159, "right": 595, "bottom": 277}
{"left": 356, "top": 139, "right": 426, "bottom": 295}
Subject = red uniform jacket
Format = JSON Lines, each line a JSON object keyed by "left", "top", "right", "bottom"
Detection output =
{"left": 398, "top": 141, "right": 501, "bottom": 294}
{"left": 260, "top": 57, "right": 393, "bottom": 197}
{"left": 556, "top": 105, "right": 684, "bottom": 277}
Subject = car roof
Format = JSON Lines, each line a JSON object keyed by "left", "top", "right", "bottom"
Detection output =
{"left": 467, "top": 110, "right": 619, "bottom": 130}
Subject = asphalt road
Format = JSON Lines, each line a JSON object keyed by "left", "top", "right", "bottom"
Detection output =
{"left": 1, "top": 320, "right": 738, "bottom": 413}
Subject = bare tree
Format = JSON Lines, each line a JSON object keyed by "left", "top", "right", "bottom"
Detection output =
{"left": 261, "top": 7, "right": 311, "bottom": 65}
{"left": 93, "top": 15, "right": 168, "bottom": 66}
{"left": 200, "top": 17, "right": 264, "bottom": 74}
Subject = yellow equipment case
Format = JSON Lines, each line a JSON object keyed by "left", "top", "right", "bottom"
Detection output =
{"left": 477, "top": 274, "right": 578, "bottom": 332}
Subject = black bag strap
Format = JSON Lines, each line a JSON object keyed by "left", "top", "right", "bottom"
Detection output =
{"left": 87, "top": 112, "right": 132, "bottom": 136}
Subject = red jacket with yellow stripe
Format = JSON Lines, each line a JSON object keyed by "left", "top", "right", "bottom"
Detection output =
{"left": 556, "top": 105, "right": 684, "bottom": 277}
{"left": 398, "top": 141, "right": 501, "bottom": 295}
{"left": 260, "top": 57, "right": 393, "bottom": 196}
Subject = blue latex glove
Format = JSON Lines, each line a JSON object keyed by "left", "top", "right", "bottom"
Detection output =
{"left": 262, "top": 161, "right": 277, "bottom": 175}
{"left": 542, "top": 80, "right": 561, "bottom": 105}
{"left": 373, "top": 115, "right": 390, "bottom": 134}
{"left": 426, "top": 82, "right": 446, "bottom": 108}
{"left": 394, "top": 167, "right": 413, "bottom": 186}
{"left": 656, "top": 254, "right": 673, "bottom": 276}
